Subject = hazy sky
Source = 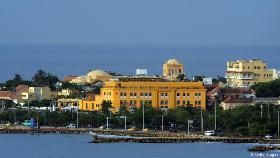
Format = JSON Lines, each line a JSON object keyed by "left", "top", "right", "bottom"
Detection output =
{"left": 0, "top": 0, "right": 279, "bottom": 45}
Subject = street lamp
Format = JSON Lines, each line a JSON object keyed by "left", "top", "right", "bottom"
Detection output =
{"left": 260, "top": 104, "right": 263, "bottom": 118}
{"left": 277, "top": 111, "right": 279, "bottom": 138}
{"left": 200, "top": 106, "right": 204, "bottom": 133}
{"left": 28, "top": 94, "right": 32, "bottom": 111}
{"left": 161, "top": 114, "right": 164, "bottom": 131}
{"left": 142, "top": 101, "right": 145, "bottom": 131}
{"left": 214, "top": 100, "right": 217, "bottom": 130}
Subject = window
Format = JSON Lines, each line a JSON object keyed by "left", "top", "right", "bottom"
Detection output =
{"left": 177, "top": 100, "right": 180, "bottom": 105}
{"left": 86, "top": 103, "right": 88, "bottom": 109}
{"left": 176, "top": 93, "right": 180, "bottom": 97}
{"left": 195, "top": 101, "right": 198, "bottom": 105}
{"left": 198, "top": 101, "right": 201, "bottom": 105}
{"left": 165, "top": 100, "right": 168, "bottom": 105}
{"left": 187, "top": 101, "right": 190, "bottom": 105}
{"left": 182, "top": 93, "right": 185, "bottom": 97}
{"left": 183, "top": 101, "right": 186, "bottom": 105}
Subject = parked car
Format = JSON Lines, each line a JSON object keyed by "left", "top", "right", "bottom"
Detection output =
{"left": 204, "top": 130, "right": 217, "bottom": 136}
{"left": 127, "top": 127, "right": 136, "bottom": 131}
{"left": 264, "top": 134, "right": 273, "bottom": 139}
{"left": 67, "top": 123, "right": 76, "bottom": 128}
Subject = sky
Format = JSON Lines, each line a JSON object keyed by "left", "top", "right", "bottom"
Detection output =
{"left": 0, "top": 0, "right": 280, "bottom": 45}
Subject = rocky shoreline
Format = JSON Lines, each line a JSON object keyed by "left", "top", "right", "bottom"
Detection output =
{"left": 1, "top": 127, "right": 280, "bottom": 145}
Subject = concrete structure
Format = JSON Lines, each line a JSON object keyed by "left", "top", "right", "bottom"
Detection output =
{"left": 163, "top": 59, "right": 184, "bottom": 80}
{"left": 253, "top": 97, "right": 280, "bottom": 105}
{"left": 221, "top": 98, "right": 253, "bottom": 110}
{"left": 226, "top": 59, "right": 278, "bottom": 87}
{"left": 70, "top": 70, "right": 112, "bottom": 84}
{"left": 203, "top": 78, "right": 213, "bottom": 85}
{"left": 136, "top": 69, "right": 148, "bottom": 76}
{"left": 79, "top": 76, "right": 206, "bottom": 112}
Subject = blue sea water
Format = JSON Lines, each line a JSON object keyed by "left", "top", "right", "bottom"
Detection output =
{"left": 0, "top": 134, "right": 277, "bottom": 158}
{"left": 0, "top": 44, "right": 279, "bottom": 82}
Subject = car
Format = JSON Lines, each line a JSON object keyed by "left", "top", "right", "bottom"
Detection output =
{"left": 127, "top": 127, "right": 136, "bottom": 131}
{"left": 21, "top": 120, "right": 36, "bottom": 127}
{"left": 204, "top": 130, "right": 217, "bottom": 136}
{"left": 67, "top": 123, "right": 76, "bottom": 128}
{"left": 264, "top": 134, "right": 273, "bottom": 139}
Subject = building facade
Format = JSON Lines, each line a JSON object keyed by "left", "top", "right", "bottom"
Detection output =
{"left": 163, "top": 59, "right": 184, "bottom": 80}
{"left": 79, "top": 77, "right": 206, "bottom": 112}
{"left": 226, "top": 59, "right": 278, "bottom": 87}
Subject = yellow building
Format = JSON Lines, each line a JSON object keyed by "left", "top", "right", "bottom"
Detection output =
{"left": 163, "top": 59, "right": 184, "bottom": 80}
{"left": 226, "top": 59, "right": 278, "bottom": 87}
{"left": 79, "top": 77, "right": 206, "bottom": 111}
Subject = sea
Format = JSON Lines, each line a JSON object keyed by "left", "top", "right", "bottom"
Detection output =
{"left": 0, "top": 134, "right": 279, "bottom": 158}
{"left": 0, "top": 44, "right": 279, "bottom": 82}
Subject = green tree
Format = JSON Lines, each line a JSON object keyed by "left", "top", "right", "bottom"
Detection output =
{"left": 252, "top": 79, "right": 280, "bottom": 97}
{"left": 101, "top": 100, "right": 113, "bottom": 116}
{"left": 32, "top": 70, "right": 59, "bottom": 90}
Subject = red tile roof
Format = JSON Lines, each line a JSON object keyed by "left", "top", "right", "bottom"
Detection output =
{"left": 222, "top": 98, "right": 252, "bottom": 104}
{"left": 0, "top": 91, "right": 14, "bottom": 100}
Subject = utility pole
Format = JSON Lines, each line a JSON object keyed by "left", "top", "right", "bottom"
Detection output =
{"left": 260, "top": 104, "right": 263, "bottom": 118}
{"left": 268, "top": 104, "right": 271, "bottom": 125}
{"left": 76, "top": 110, "right": 79, "bottom": 128}
{"left": 200, "top": 106, "right": 204, "bottom": 133}
{"left": 124, "top": 116, "right": 127, "bottom": 130}
{"left": 277, "top": 111, "right": 279, "bottom": 138}
{"left": 28, "top": 94, "right": 30, "bottom": 111}
{"left": 215, "top": 101, "right": 217, "bottom": 130}
{"left": 142, "top": 102, "right": 145, "bottom": 131}
{"left": 161, "top": 114, "right": 164, "bottom": 131}
{"left": 106, "top": 117, "right": 109, "bottom": 131}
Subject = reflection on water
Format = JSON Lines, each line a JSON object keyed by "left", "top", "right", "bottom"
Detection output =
{"left": 0, "top": 134, "right": 278, "bottom": 158}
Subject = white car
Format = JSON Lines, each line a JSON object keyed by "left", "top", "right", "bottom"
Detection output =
{"left": 204, "top": 130, "right": 216, "bottom": 136}
{"left": 67, "top": 123, "right": 76, "bottom": 128}
{"left": 264, "top": 134, "right": 273, "bottom": 139}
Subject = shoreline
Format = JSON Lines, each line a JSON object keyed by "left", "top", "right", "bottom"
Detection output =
{"left": 1, "top": 127, "right": 280, "bottom": 145}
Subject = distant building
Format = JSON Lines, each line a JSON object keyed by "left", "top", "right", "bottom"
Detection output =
{"left": 203, "top": 78, "right": 213, "bottom": 85}
{"left": 219, "top": 87, "right": 254, "bottom": 100}
{"left": 221, "top": 98, "right": 253, "bottom": 110}
{"left": 70, "top": 70, "right": 112, "bottom": 84}
{"left": 57, "top": 98, "right": 79, "bottom": 111}
{"left": 0, "top": 85, "right": 57, "bottom": 105}
{"left": 163, "top": 59, "right": 184, "bottom": 80}
{"left": 78, "top": 76, "right": 206, "bottom": 112}
{"left": 136, "top": 69, "right": 148, "bottom": 76}
{"left": 63, "top": 75, "right": 78, "bottom": 82}
{"left": 226, "top": 59, "right": 278, "bottom": 87}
